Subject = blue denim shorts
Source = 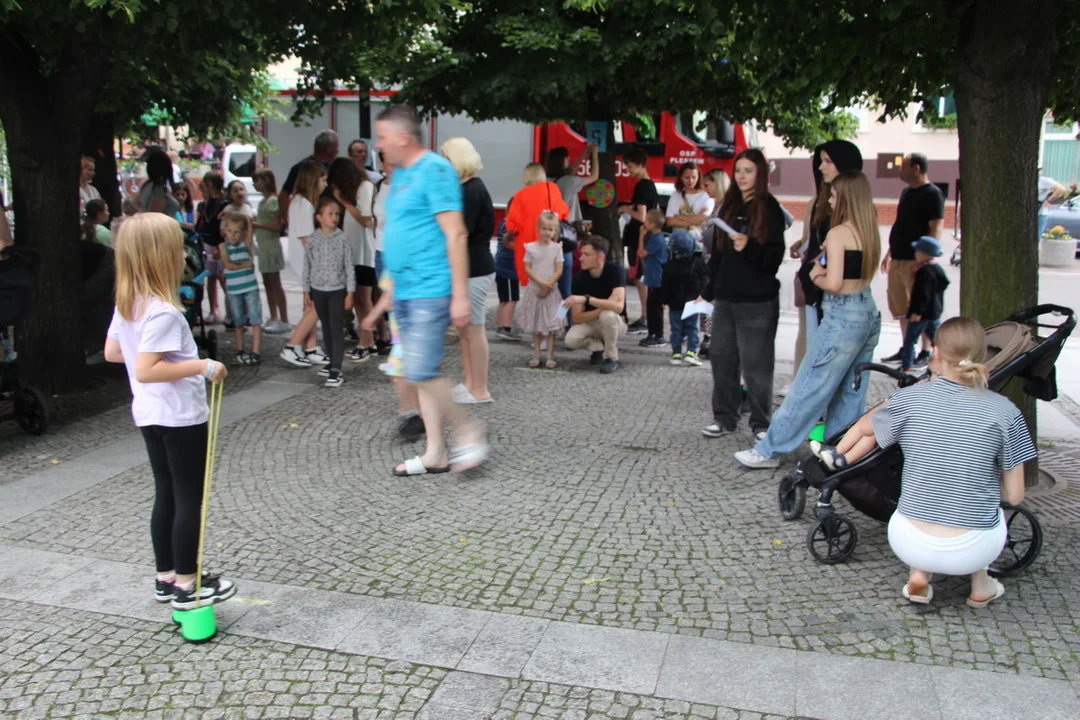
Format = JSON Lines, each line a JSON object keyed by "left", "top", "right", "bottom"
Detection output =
{"left": 227, "top": 289, "right": 263, "bottom": 326}
{"left": 393, "top": 295, "right": 451, "bottom": 382}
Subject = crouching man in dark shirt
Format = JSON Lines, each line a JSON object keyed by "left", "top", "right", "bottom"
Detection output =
{"left": 563, "top": 236, "right": 627, "bottom": 374}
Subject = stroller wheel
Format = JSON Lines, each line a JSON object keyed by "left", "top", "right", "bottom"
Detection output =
{"left": 778, "top": 473, "right": 807, "bottom": 520}
{"left": 989, "top": 503, "right": 1043, "bottom": 578}
{"left": 13, "top": 387, "right": 50, "bottom": 435}
{"left": 806, "top": 514, "right": 858, "bottom": 564}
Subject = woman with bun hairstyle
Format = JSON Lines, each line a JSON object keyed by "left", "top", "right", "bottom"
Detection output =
{"left": 813, "top": 317, "right": 1035, "bottom": 607}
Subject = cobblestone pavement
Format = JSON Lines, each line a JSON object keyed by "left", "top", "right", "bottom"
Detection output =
{"left": 0, "top": 601, "right": 792, "bottom": 720}
{"left": 3, "top": 305, "right": 1080, "bottom": 716}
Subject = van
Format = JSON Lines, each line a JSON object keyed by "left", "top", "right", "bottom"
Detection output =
{"left": 222, "top": 143, "right": 262, "bottom": 205}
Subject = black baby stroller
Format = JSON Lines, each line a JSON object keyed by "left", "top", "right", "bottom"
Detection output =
{"left": 0, "top": 245, "right": 51, "bottom": 434}
{"left": 777, "top": 304, "right": 1076, "bottom": 576}
{"left": 180, "top": 232, "right": 218, "bottom": 361}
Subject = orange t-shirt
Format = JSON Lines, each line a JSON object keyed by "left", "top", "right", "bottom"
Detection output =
{"left": 506, "top": 181, "right": 569, "bottom": 285}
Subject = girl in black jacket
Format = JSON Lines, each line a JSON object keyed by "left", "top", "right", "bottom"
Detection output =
{"left": 700, "top": 149, "right": 786, "bottom": 439}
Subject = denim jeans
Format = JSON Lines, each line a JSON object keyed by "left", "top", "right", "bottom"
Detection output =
{"left": 393, "top": 295, "right": 451, "bottom": 382}
{"left": 901, "top": 317, "right": 940, "bottom": 369}
{"left": 755, "top": 288, "right": 880, "bottom": 458}
{"left": 669, "top": 309, "right": 701, "bottom": 355}
{"left": 710, "top": 297, "right": 779, "bottom": 433}
{"left": 804, "top": 305, "right": 821, "bottom": 354}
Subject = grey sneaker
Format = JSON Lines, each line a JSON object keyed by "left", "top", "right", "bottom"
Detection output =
{"left": 599, "top": 359, "right": 620, "bottom": 374}
{"left": 702, "top": 423, "right": 734, "bottom": 438}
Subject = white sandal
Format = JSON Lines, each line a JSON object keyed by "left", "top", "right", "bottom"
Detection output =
{"left": 393, "top": 456, "right": 450, "bottom": 477}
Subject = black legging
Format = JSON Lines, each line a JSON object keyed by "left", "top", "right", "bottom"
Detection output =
{"left": 646, "top": 285, "right": 665, "bottom": 337}
{"left": 311, "top": 288, "right": 346, "bottom": 371}
{"left": 141, "top": 423, "right": 208, "bottom": 575}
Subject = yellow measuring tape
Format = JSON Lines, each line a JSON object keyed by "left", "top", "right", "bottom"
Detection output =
{"left": 194, "top": 377, "right": 224, "bottom": 607}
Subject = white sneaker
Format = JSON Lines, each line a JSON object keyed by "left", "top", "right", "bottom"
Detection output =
{"left": 778, "top": 383, "right": 792, "bottom": 397}
{"left": 280, "top": 345, "right": 312, "bottom": 367}
{"left": 701, "top": 423, "right": 734, "bottom": 438}
{"left": 683, "top": 352, "right": 702, "bottom": 367}
{"left": 755, "top": 431, "right": 767, "bottom": 442}
{"left": 734, "top": 448, "right": 780, "bottom": 469}
{"left": 452, "top": 383, "right": 470, "bottom": 401}
{"left": 306, "top": 347, "right": 330, "bottom": 366}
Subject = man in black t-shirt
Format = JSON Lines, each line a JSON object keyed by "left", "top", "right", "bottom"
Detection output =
{"left": 278, "top": 129, "right": 340, "bottom": 223}
{"left": 881, "top": 153, "right": 945, "bottom": 364}
{"left": 618, "top": 148, "right": 659, "bottom": 332}
{"left": 564, "top": 236, "right": 628, "bottom": 373}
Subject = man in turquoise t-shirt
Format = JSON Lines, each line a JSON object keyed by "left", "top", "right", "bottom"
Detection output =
{"left": 373, "top": 105, "right": 488, "bottom": 476}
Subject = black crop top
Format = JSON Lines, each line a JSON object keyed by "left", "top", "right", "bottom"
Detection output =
{"left": 819, "top": 249, "right": 864, "bottom": 279}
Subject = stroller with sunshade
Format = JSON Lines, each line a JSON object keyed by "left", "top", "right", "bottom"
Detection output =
{"left": 179, "top": 232, "right": 218, "bottom": 360}
{"left": 777, "top": 304, "right": 1076, "bottom": 575}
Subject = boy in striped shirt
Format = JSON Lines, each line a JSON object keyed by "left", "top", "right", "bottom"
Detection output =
{"left": 221, "top": 213, "right": 263, "bottom": 364}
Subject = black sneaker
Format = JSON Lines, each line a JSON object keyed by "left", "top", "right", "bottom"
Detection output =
{"left": 640, "top": 335, "right": 666, "bottom": 347}
{"left": 397, "top": 413, "right": 425, "bottom": 440}
{"left": 589, "top": 350, "right": 604, "bottom": 366}
{"left": 155, "top": 571, "right": 224, "bottom": 603}
{"left": 325, "top": 370, "right": 344, "bottom": 388}
{"left": 170, "top": 573, "right": 237, "bottom": 610}
{"left": 627, "top": 319, "right": 648, "bottom": 335}
{"left": 599, "top": 359, "right": 620, "bottom": 374}
{"left": 880, "top": 349, "right": 903, "bottom": 364}
{"left": 376, "top": 339, "right": 392, "bottom": 356}
{"left": 913, "top": 349, "right": 931, "bottom": 366}
{"left": 350, "top": 346, "right": 373, "bottom": 364}
{"left": 316, "top": 366, "right": 331, "bottom": 377}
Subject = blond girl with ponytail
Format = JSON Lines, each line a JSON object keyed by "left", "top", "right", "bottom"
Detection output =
{"left": 814, "top": 315, "right": 1036, "bottom": 608}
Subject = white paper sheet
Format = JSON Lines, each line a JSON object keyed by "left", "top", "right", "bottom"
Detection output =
{"left": 681, "top": 300, "right": 714, "bottom": 319}
{"left": 556, "top": 305, "right": 569, "bottom": 321}
{"left": 710, "top": 216, "right": 738, "bottom": 236}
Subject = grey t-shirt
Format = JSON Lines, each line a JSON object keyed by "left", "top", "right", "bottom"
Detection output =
{"left": 139, "top": 182, "right": 180, "bottom": 218}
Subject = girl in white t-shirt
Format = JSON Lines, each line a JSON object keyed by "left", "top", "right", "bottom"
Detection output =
{"left": 104, "top": 212, "right": 236, "bottom": 611}
{"left": 665, "top": 162, "right": 715, "bottom": 241}
{"left": 279, "top": 163, "right": 330, "bottom": 367}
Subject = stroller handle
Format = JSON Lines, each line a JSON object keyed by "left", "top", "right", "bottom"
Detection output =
{"left": 853, "top": 363, "right": 921, "bottom": 391}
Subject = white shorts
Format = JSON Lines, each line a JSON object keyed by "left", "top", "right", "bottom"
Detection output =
{"left": 887, "top": 510, "right": 1006, "bottom": 576}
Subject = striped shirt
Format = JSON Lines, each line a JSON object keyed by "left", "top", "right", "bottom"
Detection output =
{"left": 223, "top": 240, "right": 258, "bottom": 295}
{"left": 871, "top": 378, "right": 1037, "bottom": 529}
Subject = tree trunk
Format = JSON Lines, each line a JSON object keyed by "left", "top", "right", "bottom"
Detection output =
{"left": 0, "top": 25, "right": 113, "bottom": 394}
{"left": 585, "top": 85, "right": 621, "bottom": 262}
{"left": 953, "top": 0, "right": 1061, "bottom": 485}
{"left": 84, "top": 112, "right": 120, "bottom": 217}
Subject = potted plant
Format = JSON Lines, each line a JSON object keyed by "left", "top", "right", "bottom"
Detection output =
{"left": 1040, "top": 225, "right": 1075, "bottom": 267}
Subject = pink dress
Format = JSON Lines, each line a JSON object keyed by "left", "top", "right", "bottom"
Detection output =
{"left": 517, "top": 241, "right": 564, "bottom": 333}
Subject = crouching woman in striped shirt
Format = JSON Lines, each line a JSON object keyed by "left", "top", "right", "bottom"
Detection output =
{"left": 820, "top": 317, "right": 1036, "bottom": 607}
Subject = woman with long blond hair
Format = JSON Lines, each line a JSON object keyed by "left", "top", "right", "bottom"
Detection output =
{"left": 736, "top": 170, "right": 882, "bottom": 469}
{"left": 103, "top": 213, "right": 236, "bottom": 611}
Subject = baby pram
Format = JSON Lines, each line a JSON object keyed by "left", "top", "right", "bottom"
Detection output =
{"left": 0, "top": 245, "right": 51, "bottom": 434}
{"left": 180, "top": 232, "right": 218, "bottom": 361}
{"left": 777, "top": 304, "right": 1076, "bottom": 575}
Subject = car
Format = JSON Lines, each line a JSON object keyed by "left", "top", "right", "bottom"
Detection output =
{"left": 1042, "top": 198, "right": 1080, "bottom": 256}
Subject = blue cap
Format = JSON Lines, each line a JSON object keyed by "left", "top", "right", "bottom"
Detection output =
{"left": 670, "top": 230, "right": 695, "bottom": 258}
{"left": 912, "top": 235, "right": 943, "bottom": 257}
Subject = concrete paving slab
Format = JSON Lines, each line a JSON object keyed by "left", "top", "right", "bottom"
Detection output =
{"left": 123, "top": 575, "right": 273, "bottom": 630}
{"left": 522, "top": 620, "right": 670, "bottom": 696}
{"left": 0, "top": 545, "right": 96, "bottom": 600}
{"left": 795, "top": 651, "right": 942, "bottom": 720}
{"left": 655, "top": 633, "right": 797, "bottom": 716}
{"left": 27, "top": 557, "right": 149, "bottom": 617}
{"left": 337, "top": 598, "right": 492, "bottom": 668}
{"left": 226, "top": 583, "right": 376, "bottom": 650}
{"left": 456, "top": 612, "right": 550, "bottom": 677}
{"left": 428, "top": 671, "right": 509, "bottom": 713}
{"left": 932, "top": 665, "right": 1080, "bottom": 720}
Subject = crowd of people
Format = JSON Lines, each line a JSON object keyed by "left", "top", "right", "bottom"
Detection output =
{"left": 63, "top": 105, "right": 1036, "bottom": 612}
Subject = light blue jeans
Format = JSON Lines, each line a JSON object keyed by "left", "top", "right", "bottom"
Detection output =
{"left": 755, "top": 288, "right": 881, "bottom": 459}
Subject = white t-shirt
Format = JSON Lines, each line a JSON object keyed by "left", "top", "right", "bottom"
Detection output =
{"left": 79, "top": 184, "right": 100, "bottom": 216}
{"left": 666, "top": 190, "right": 715, "bottom": 240}
{"left": 554, "top": 175, "right": 590, "bottom": 223}
{"left": 345, "top": 180, "right": 376, "bottom": 267}
{"left": 107, "top": 297, "right": 209, "bottom": 428}
{"left": 288, "top": 195, "right": 316, "bottom": 242}
{"left": 372, "top": 181, "right": 388, "bottom": 252}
